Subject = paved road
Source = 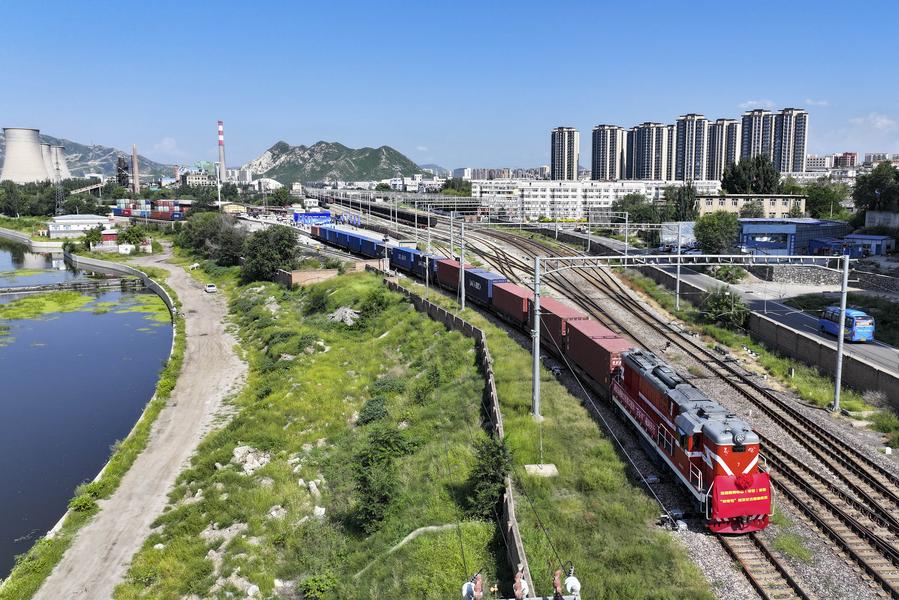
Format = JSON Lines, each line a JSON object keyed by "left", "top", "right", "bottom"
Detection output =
{"left": 34, "top": 251, "right": 247, "bottom": 599}
{"left": 562, "top": 230, "right": 899, "bottom": 373}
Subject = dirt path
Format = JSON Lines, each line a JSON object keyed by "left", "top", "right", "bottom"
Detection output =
{"left": 34, "top": 253, "right": 246, "bottom": 599}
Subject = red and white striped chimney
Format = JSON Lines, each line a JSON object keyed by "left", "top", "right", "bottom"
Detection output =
{"left": 217, "top": 120, "right": 227, "bottom": 182}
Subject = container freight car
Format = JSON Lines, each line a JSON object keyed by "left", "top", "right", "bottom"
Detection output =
{"left": 492, "top": 283, "right": 531, "bottom": 326}
{"left": 529, "top": 297, "right": 589, "bottom": 351}
{"left": 566, "top": 320, "right": 633, "bottom": 387}
{"left": 390, "top": 246, "right": 419, "bottom": 273}
{"left": 435, "top": 259, "right": 472, "bottom": 291}
{"left": 360, "top": 236, "right": 386, "bottom": 258}
{"left": 464, "top": 269, "right": 508, "bottom": 306}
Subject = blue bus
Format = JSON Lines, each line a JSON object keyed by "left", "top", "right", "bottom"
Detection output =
{"left": 818, "top": 306, "right": 875, "bottom": 342}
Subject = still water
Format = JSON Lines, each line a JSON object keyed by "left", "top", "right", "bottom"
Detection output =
{"left": 0, "top": 244, "right": 172, "bottom": 577}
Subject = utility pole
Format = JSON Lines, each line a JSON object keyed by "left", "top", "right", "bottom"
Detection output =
{"left": 450, "top": 213, "right": 455, "bottom": 258}
{"left": 459, "top": 221, "right": 466, "bottom": 310}
{"left": 624, "top": 212, "right": 629, "bottom": 265}
{"left": 426, "top": 205, "right": 431, "bottom": 297}
{"left": 532, "top": 256, "right": 541, "bottom": 419}
{"left": 832, "top": 254, "right": 851, "bottom": 412}
{"left": 675, "top": 222, "right": 682, "bottom": 310}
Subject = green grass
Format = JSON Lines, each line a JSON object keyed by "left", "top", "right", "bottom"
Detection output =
{"left": 0, "top": 269, "right": 45, "bottom": 280}
{"left": 0, "top": 215, "right": 48, "bottom": 240}
{"left": 619, "top": 271, "right": 873, "bottom": 413}
{"left": 398, "top": 277, "right": 712, "bottom": 599}
{"left": 0, "top": 274, "right": 181, "bottom": 600}
{"left": 114, "top": 272, "right": 503, "bottom": 599}
{"left": 0, "top": 291, "right": 94, "bottom": 320}
{"left": 784, "top": 293, "right": 899, "bottom": 348}
{"left": 771, "top": 533, "right": 813, "bottom": 562}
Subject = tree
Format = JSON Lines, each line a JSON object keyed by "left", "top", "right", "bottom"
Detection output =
{"left": 853, "top": 162, "right": 899, "bottom": 212}
{"left": 82, "top": 225, "right": 103, "bottom": 248}
{"left": 270, "top": 186, "right": 292, "bottom": 207}
{"left": 119, "top": 225, "right": 148, "bottom": 245}
{"left": 663, "top": 183, "right": 698, "bottom": 222}
{"left": 779, "top": 176, "right": 804, "bottom": 196}
{"left": 739, "top": 200, "right": 766, "bottom": 218}
{"left": 240, "top": 225, "right": 299, "bottom": 282}
{"left": 611, "top": 193, "right": 660, "bottom": 223}
{"left": 177, "top": 212, "right": 247, "bottom": 266}
{"left": 721, "top": 155, "right": 779, "bottom": 194}
{"left": 440, "top": 178, "right": 471, "bottom": 197}
{"left": 374, "top": 182, "right": 391, "bottom": 192}
{"left": 220, "top": 182, "right": 240, "bottom": 202}
{"left": 465, "top": 436, "right": 512, "bottom": 519}
{"left": 803, "top": 180, "right": 848, "bottom": 219}
{"left": 694, "top": 211, "right": 739, "bottom": 255}
{"left": 787, "top": 203, "right": 804, "bottom": 218}
{"left": 703, "top": 286, "right": 749, "bottom": 329}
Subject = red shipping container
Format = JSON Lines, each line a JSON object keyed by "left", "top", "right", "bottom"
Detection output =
{"left": 492, "top": 282, "right": 530, "bottom": 325}
{"left": 311, "top": 225, "right": 320, "bottom": 237}
{"left": 150, "top": 211, "right": 171, "bottom": 221}
{"left": 565, "top": 319, "right": 633, "bottom": 387}
{"left": 436, "top": 259, "right": 473, "bottom": 291}
{"left": 529, "top": 297, "right": 588, "bottom": 352}
{"left": 121, "top": 209, "right": 131, "bottom": 217}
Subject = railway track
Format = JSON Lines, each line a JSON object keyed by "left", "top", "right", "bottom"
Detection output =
{"left": 326, "top": 202, "right": 899, "bottom": 597}
{"left": 718, "top": 534, "right": 811, "bottom": 600}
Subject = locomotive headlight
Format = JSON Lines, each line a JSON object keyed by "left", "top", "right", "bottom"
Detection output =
{"left": 734, "top": 432, "right": 746, "bottom": 445}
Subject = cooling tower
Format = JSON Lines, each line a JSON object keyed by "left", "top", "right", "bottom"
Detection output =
{"left": 51, "top": 146, "right": 72, "bottom": 180}
{"left": 1, "top": 128, "right": 51, "bottom": 183}
{"left": 41, "top": 143, "right": 58, "bottom": 182}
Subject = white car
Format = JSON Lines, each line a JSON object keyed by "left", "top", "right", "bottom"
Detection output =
{"left": 204, "top": 283, "right": 218, "bottom": 293}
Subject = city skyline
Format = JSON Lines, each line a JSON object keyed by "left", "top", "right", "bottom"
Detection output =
{"left": 0, "top": 0, "right": 896, "bottom": 170}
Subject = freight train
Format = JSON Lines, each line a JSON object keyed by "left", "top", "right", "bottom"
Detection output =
{"left": 310, "top": 225, "right": 772, "bottom": 534}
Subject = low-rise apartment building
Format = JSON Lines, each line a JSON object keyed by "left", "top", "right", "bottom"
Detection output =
{"left": 697, "top": 194, "right": 805, "bottom": 218}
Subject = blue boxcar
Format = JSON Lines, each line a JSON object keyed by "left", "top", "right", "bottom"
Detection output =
{"left": 390, "top": 246, "right": 419, "bottom": 272}
{"left": 345, "top": 231, "right": 363, "bottom": 253}
{"left": 360, "top": 237, "right": 385, "bottom": 258}
{"left": 464, "top": 268, "right": 508, "bottom": 306}
{"left": 819, "top": 306, "right": 875, "bottom": 342}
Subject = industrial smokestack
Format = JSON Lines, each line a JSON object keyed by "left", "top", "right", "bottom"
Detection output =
{"left": 52, "top": 146, "right": 72, "bottom": 180}
{"left": 41, "top": 143, "right": 58, "bottom": 182}
{"left": 217, "top": 120, "right": 226, "bottom": 183}
{"left": 131, "top": 144, "right": 140, "bottom": 195}
{"left": 1, "top": 128, "right": 52, "bottom": 183}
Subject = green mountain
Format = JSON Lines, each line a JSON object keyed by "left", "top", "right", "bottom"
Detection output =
{"left": 242, "top": 140, "right": 421, "bottom": 183}
{"left": 0, "top": 131, "right": 173, "bottom": 178}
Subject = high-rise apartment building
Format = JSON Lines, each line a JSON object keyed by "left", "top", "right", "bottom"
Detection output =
{"left": 675, "top": 114, "right": 708, "bottom": 181}
{"left": 741, "top": 109, "right": 775, "bottom": 162}
{"left": 707, "top": 119, "right": 742, "bottom": 180}
{"left": 665, "top": 124, "right": 677, "bottom": 181}
{"left": 550, "top": 127, "right": 580, "bottom": 180}
{"left": 773, "top": 108, "right": 808, "bottom": 172}
{"left": 591, "top": 125, "right": 626, "bottom": 180}
{"left": 632, "top": 122, "right": 671, "bottom": 180}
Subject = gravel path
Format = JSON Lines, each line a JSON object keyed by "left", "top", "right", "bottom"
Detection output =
{"left": 33, "top": 252, "right": 247, "bottom": 599}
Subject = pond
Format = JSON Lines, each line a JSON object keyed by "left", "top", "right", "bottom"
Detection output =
{"left": 0, "top": 244, "right": 172, "bottom": 578}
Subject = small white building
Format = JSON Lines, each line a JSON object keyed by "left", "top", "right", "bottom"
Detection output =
{"left": 48, "top": 214, "right": 112, "bottom": 239}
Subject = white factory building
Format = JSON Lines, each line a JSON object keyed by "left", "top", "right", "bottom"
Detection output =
{"left": 471, "top": 179, "right": 722, "bottom": 220}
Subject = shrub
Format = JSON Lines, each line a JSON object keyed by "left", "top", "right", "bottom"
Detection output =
{"left": 702, "top": 286, "right": 749, "bottom": 329}
{"left": 709, "top": 265, "right": 745, "bottom": 284}
{"left": 67, "top": 494, "right": 97, "bottom": 512}
{"left": 305, "top": 287, "right": 330, "bottom": 314}
{"left": 357, "top": 397, "right": 388, "bottom": 425}
{"left": 465, "top": 436, "right": 512, "bottom": 519}
{"left": 300, "top": 573, "right": 338, "bottom": 599}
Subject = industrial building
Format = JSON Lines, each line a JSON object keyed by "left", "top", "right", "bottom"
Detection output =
{"left": 697, "top": 194, "right": 805, "bottom": 218}
{"left": 738, "top": 218, "right": 850, "bottom": 255}
{"left": 0, "top": 127, "right": 72, "bottom": 184}
{"left": 843, "top": 233, "right": 896, "bottom": 256}
{"left": 47, "top": 214, "right": 111, "bottom": 238}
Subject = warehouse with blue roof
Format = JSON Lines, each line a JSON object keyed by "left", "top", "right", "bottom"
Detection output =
{"left": 738, "top": 218, "right": 852, "bottom": 255}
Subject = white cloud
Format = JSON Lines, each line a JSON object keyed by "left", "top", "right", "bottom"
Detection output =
{"left": 805, "top": 98, "right": 829, "bottom": 107}
{"left": 738, "top": 99, "right": 775, "bottom": 110}
{"left": 849, "top": 112, "right": 896, "bottom": 131}
{"left": 415, "top": 145, "right": 428, "bottom": 152}
{"left": 152, "top": 136, "right": 189, "bottom": 160}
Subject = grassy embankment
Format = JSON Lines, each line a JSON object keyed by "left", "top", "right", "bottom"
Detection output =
{"left": 397, "top": 277, "right": 712, "bottom": 598}
{"left": 115, "top": 272, "right": 504, "bottom": 599}
{"left": 620, "top": 271, "right": 899, "bottom": 447}
{"left": 0, "top": 278, "right": 183, "bottom": 600}
{"left": 0, "top": 216, "right": 48, "bottom": 240}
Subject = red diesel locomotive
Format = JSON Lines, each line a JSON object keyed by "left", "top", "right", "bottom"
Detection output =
{"left": 612, "top": 349, "right": 771, "bottom": 533}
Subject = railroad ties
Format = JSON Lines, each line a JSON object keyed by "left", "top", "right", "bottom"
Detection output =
{"left": 719, "top": 534, "right": 811, "bottom": 600}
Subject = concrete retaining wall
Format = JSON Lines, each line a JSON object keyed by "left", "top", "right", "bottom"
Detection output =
{"left": 0, "top": 225, "right": 64, "bottom": 252}
{"left": 63, "top": 251, "right": 176, "bottom": 316}
{"left": 381, "top": 274, "right": 535, "bottom": 597}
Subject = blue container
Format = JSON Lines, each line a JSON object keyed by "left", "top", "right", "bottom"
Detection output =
{"left": 346, "top": 232, "right": 364, "bottom": 254}
{"left": 424, "top": 255, "right": 440, "bottom": 281}
{"left": 464, "top": 269, "right": 508, "bottom": 306}
{"left": 390, "top": 246, "right": 419, "bottom": 272}
{"left": 360, "top": 237, "right": 385, "bottom": 258}
{"left": 112, "top": 207, "right": 123, "bottom": 216}
{"left": 335, "top": 230, "right": 351, "bottom": 250}
{"left": 172, "top": 212, "right": 183, "bottom": 220}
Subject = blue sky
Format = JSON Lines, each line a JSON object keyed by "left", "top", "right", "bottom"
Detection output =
{"left": 1, "top": 0, "right": 897, "bottom": 170}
